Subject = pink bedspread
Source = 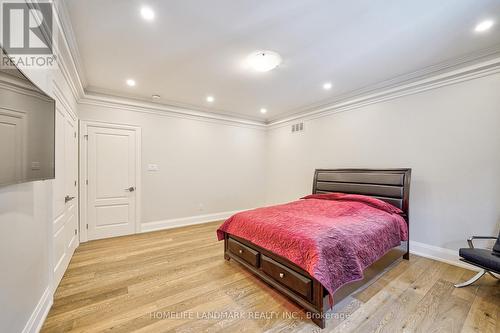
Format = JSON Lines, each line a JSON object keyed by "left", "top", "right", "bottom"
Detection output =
{"left": 217, "top": 193, "right": 408, "bottom": 300}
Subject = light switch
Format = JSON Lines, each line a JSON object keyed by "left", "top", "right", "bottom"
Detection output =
{"left": 148, "top": 164, "right": 159, "bottom": 171}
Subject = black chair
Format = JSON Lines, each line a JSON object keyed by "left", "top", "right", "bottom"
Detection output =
{"left": 454, "top": 231, "right": 500, "bottom": 287}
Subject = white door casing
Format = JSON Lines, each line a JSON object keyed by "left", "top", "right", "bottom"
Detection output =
{"left": 52, "top": 99, "right": 79, "bottom": 289}
{"left": 80, "top": 122, "right": 141, "bottom": 241}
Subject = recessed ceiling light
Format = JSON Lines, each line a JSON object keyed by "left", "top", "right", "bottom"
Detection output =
{"left": 206, "top": 96, "right": 215, "bottom": 103}
{"left": 260, "top": 108, "right": 267, "bottom": 114}
{"left": 475, "top": 20, "right": 494, "bottom": 33}
{"left": 152, "top": 94, "right": 161, "bottom": 100}
{"left": 323, "top": 82, "right": 332, "bottom": 90}
{"left": 140, "top": 6, "right": 155, "bottom": 21}
{"left": 126, "top": 79, "right": 136, "bottom": 87}
{"left": 246, "top": 50, "right": 282, "bottom": 72}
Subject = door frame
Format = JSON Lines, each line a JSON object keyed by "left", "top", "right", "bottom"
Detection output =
{"left": 79, "top": 120, "right": 142, "bottom": 242}
{"left": 52, "top": 85, "right": 79, "bottom": 290}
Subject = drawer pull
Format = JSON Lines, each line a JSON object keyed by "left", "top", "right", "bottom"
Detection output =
{"left": 261, "top": 254, "right": 312, "bottom": 300}
{"left": 228, "top": 237, "right": 259, "bottom": 267}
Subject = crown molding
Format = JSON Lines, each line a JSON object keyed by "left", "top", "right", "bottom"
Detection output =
{"left": 268, "top": 43, "right": 500, "bottom": 124}
{"left": 52, "top": 2, "right": 265, "bottom": 128}
{"left": 51, "top": 5, "right": 500, "bottom": 130}
{"left": 268, "top": 53, "right": 500, "bottom": 128}
{"left": 79, "top": 92, "right": 267, "bottom": 129}
{"left": 85, "top": 85, "right": 265, "bottom": 123}
{"left": 54, "top": 0, "right": 87, "bottom": 89}
{"left": 79, "top": 54, "right": 500, "bottom": 130}
{"left": 51, "top": 0, "right": 86, "bottom": 100}
{"left": 22, "top": 0, "right": 84, "bottom": 102}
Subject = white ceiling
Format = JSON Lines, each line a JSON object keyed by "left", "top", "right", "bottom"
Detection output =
{"left": 65, "top": 0, "right": 500, "bottom": 121}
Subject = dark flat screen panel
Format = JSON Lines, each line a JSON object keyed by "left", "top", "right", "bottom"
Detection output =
{"left": 0, "top": 48, "right": 55, "bottom": 187}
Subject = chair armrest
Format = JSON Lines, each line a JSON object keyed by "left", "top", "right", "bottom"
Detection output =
{"left": 467, "top": 236, "right": 499, "bottom": 249}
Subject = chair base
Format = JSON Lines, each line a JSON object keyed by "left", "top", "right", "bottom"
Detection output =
{"left": 454, "top": 270, "right": 485, "bottom": 288}
{"left": 454, "top": 269, "right": 499, "bottom": 288}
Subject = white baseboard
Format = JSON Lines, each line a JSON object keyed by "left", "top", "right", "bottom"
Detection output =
{"left": 409, "top": 241, "right": 479, "bottom": 272}
{"left": 22, "top": 286, "right": 53, "bottom": 333}
{"left": 141, "top": 212, "right": 482, "bottom": 274}
{"left": 140, "top": 209, "right": 245, "bottom": 233}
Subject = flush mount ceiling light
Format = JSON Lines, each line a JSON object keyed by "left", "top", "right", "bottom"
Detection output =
{"left": 140, "top": 6, "right": 155, "bottom": 21}
{"left": 323, "top": 82, "right": 332, "bottom": 90}
{"left": 126, "top": 79, "right": 136, "bottom": 87}
{"left": 475, "top": 19, "right": 494, "bottom": 33}
{"left": 246, "top": 50, "right": 282, "bottom": 72}
{"left": 260, "top": 108, "right": 267, "bottom": 114}
{"left": 206, "top": 95, "right": 215, "bottom": 103}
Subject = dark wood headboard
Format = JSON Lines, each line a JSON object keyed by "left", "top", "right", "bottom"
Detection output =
{"left": 312, "top": 168, "right": 411, "bottom": 219}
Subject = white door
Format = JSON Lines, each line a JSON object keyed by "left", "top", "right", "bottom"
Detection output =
{"left": 84, "top": 124, "right": 140, "bottom": 241}
{"left": 53, "top": 103, "right": 79, "bottom": 288}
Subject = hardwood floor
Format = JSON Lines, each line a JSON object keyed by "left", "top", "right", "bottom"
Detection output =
{"left": 42, "top": 221, "right": 500, "bottom": 333}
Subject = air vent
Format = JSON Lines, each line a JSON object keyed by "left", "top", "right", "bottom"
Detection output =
{"left": 291, "top": 122, "right": 304, "bottom": 133}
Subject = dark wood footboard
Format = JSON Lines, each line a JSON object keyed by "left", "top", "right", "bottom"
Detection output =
{"left": 224, "top": 233, "right": 327, "bottom": 328}
{"left": 224, "top": 233, "right": 408, "bottom": 328}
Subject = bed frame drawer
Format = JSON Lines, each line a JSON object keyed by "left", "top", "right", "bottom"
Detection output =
{"left": 227, "top": 238, "right": 260, "bottom": 267}
{"left": 261, "top": 255, "right": 312, "bottom": 300}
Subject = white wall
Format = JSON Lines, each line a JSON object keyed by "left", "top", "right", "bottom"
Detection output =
{"left": 79, "top": 70, "right": 500, "bottom": 255}
{"left": 266, "top": 72, "right": 500, "bottom": 251}
{"left": 0, "top": 182, "right": 51, "bottom": 332}
{"left": 0, "top": 28, "right": 79, "bottom": 333}
{"left": 78, "top": 104, "right": 268, "bottom": 228}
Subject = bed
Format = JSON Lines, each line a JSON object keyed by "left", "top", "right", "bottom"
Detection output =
{"left": 217, "top": 168, "right": 411, "bottom": 328}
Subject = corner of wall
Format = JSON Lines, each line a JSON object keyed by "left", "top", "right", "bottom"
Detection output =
{"left": 409, "top": 241, "right": 479, "bottom": 272}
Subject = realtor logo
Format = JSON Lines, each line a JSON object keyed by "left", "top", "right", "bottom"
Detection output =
{"left": 1, "top": 0, "right": 56, "bottom": 68}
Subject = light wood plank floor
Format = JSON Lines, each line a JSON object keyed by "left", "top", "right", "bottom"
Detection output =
{"left": 42, "top": 221, "right": 500, "bottom": 333}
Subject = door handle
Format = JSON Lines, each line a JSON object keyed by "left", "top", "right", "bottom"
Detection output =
{"left": 125, "top": 187, "right": 135, "bottom": 192}
{"left": 65, "top": 195, "right": 75, "bottom": 203}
